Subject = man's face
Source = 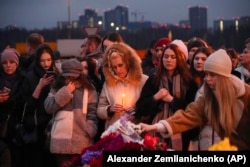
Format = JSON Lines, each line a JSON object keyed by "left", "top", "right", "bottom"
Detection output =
{"left": 86, "top": 40, "right": 98, "bottom": 55}
{"left": 155, "top": 47, "right": 164, "bottom": 64}
{"left": 80, "top": 40, "right": 88, "bottom": 57}
{"left": 240, "top": 47, "right": 250, "bottom": 66}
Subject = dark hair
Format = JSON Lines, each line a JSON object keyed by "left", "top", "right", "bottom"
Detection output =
{"left": 226, "top": 48, "right": 239, "bottom": 59}
{"left": 78, "top": 57, "right": 103, "bottom": 93}
{"left": 154, "top": 44, "right": 192, "bottom": 87}
{"left": 87, "top": 34, "right": 102, "bottom": 46}
{"left": 51, "top": 73, "right": 94, "bottom": 91}
{"left": 187, "top": 37, "right": 207, "bottom": 51}
{"left": 54, "top": 50, "right": 61, "bottom": 60}
{"left": 87, "top": 58, "right": 98, "bottom": 77}
{"left": 78, "top": 57, "right": 98, "bottom": 77}
{"left": 101, "top": 32, "right": 124, "bottom": 51}
{"left": 26, "top": 33, "right": 44, "bottom": 49}
{"left": 143, "top": 39, "right": 157, "bottom": 60}
{"left": 34, "top": 44, "right": 56, "bottom": 71}
{"left": 190, "top": 47, "right": 213, "bottom": 75}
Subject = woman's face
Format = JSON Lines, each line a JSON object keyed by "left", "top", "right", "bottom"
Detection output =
{"left": 110, "top": 55, "right": 128, "bottom": 78}
{"left": 204, "top": 72, "right": 217, "bottom": 90}
{"left": 81, "top": 61, "right": 88, "bottom": 75}
{"left": 39, "top": 52, "right": 53, "bottom": 71}
{"left": 162, "top": 48, "right": 177, "bottom": 72}
{"left": 193, "top": 52, "right": 207, "bottom": 72}
{"left": 1, "top": 60, "right": 18, "bottom": 75}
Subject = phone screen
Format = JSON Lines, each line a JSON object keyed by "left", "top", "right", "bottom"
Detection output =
{"left": 2, "top": 87, "right": 11, "bottom": 93}
{"left": 46, "top": 71, "right": 55, "bottom": 77}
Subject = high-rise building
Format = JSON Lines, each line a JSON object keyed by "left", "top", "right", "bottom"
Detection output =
{"left": 213, "top": 19, "right": 239, "bottom": 32}
{"left": 57, "top": 20, "right": 78, "bottom": 30}
{"left": 78, "top": 8, "right": 103, "bottom": 28}
{"left": 239, "top": 16, "right": 250, "bottom": 28}
{"left": 213, "top": 16, "right": 250, "bottom": 32}
{"left": 104, "top": 5, "right": 128, "bottom": 31}
{"left": 104, "top": 9, "right": 116, "bottom": 31}
{"left": 179, "top": 20, "right": 190, "bottom": 29}
{"left": 189, "top": 6, "right": 207, "bottom": 31}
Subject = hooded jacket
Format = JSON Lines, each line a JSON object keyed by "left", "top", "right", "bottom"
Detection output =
{"left": 97, "top": 43, "right": 148, "bottom": 129}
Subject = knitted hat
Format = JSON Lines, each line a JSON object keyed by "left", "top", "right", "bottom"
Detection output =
{"left": 1, "top": 48, "right": 20, "bottom": 65}
{"left": 154, "top": 38, "right": 171, "bottom": 49}
{"left": 61, "top": 59, "right": 83, "bottom": 77}
{"left": 204, "top": 49, "right": 232, "bottom": 78}
{"left": 171, "top": 39, "right": 188, "bottom": 61}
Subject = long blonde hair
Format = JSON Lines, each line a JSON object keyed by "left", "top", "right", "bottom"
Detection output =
{"left": 204, "top": 76, "right": 237, "bottom": 136}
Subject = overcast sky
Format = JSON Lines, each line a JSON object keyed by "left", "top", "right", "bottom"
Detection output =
{"left": 1, "top": 0, "right": 249, "bottom": 30}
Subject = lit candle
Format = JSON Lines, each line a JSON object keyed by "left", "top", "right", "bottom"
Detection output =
{"left": 121, "top": 93, "right": 126, "bottom": 106}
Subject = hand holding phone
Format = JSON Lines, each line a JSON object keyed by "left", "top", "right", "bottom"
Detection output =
{"left": 1, "top": 87, "right": 11, "bottom": 93}
{"left": 45, "top": 71, "right": 55, "bottom": 77}
{"left": 0, "top": 88, "right": 10, "bottom": 102}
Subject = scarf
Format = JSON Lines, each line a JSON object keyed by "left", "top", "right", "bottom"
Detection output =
{"left": 152, "top": 74, "right": 184, "bottom": 150}
{"left": 0, "top": 72, "right": 18, "bottom": 91}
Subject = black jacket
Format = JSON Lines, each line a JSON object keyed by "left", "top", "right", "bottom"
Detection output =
{"left": 21, "top": 65, "right": 52, "bottom": 146}
{"left": 0, "top": 69, "right": 25, "bottom": 141}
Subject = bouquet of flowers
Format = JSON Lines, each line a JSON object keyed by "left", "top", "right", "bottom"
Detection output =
{"left": 68, "top": 114, "right": 168, "bottom": 167}
{"left": 208, "top": 137, "right": 238, "bottom": 151}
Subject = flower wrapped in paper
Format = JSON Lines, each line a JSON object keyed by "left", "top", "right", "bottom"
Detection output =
{"left": 68, "top": 114, "right": 168, "bottom": 167}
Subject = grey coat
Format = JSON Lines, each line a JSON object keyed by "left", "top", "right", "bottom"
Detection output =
{"left": 44, "top": 86, "right": 98, "bottom": 154}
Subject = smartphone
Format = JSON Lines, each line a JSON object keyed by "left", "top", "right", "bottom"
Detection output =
{"left": 2, "top": 87, "right": 11, "bottom": 93}
{"left": 45, "top": 71, "right": 55, "bottom": 77}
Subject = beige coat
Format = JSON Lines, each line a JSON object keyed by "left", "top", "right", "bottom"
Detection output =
{"left": 97, "top": 43, "right": 148, "bottom": 129}
{"left": 158, "top": 76, "right": 250, "bottom": 150}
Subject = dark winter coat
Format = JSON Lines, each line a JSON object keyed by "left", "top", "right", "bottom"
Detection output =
{"left": 0, "top": 70, "right": 25, "bottom": 141}
{"left": 135, "top": 75, "right": 198, "bottom": 121}
{"left": 21, "top": 65, "right": 53, "bottom": 146}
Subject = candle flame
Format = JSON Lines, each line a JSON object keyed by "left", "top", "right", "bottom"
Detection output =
{"left": 122, "top": 93, "right": 126, "bottom": 97}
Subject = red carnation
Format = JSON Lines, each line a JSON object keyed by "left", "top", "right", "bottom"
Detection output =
{"left": 143, "top": 132, "right": 159, "bottom": 150}
{"left": 89, "top": 154, "right": 103, "bottom": 167}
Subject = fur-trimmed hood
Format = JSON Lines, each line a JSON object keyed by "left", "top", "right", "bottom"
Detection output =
{"left": 103, "top": 43, "right": 143, "bottom": 87}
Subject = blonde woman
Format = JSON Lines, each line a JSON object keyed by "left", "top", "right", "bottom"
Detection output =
{"left": 139, "top": 49, "right": 250, "bottom": 150}
{"left": 97, "top": 43, "right": 148, "bottom": 130}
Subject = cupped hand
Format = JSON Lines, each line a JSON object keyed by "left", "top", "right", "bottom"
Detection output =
{"left": 109, "top": 104, "right": 124, "bottom": 113}
{"left": 154, "top": 88, "right": 169, "bottom": 100}
{"left": 123, "top": 106, "right": 135, "bottom": 114}
{"left": 162, "top": 94, "right": 173, "bottom": 103}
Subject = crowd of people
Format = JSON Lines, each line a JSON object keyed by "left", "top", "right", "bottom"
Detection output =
{"left": 0, "top": 31, "right": 250, "bottom": 167}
